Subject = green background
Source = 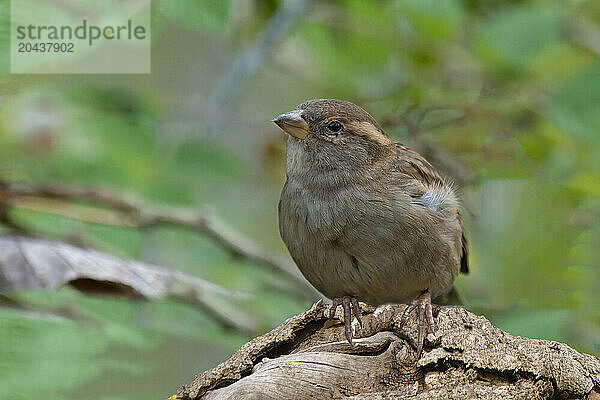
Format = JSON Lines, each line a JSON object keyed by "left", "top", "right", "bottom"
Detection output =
{"left": 0, "top": 0, "right": 599, "bottom": 399}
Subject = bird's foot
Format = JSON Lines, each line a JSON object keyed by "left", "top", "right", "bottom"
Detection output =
{"left": 329, "top": 296, "right": 363, "bottom": 345}
{"left": 398, "top": 289, "right": 435, "bottom": 358}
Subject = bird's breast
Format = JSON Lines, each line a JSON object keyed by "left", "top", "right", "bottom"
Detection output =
{"left": 279, "top": 178, "right": 355, "bottom": 241}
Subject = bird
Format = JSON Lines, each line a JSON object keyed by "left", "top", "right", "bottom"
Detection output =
{"left": 273, "top": 99, "right": 468, "bottom": 356}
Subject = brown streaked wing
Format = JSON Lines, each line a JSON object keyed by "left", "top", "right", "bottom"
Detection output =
{"left": 393, "top": 143, "right": 469, "bottom": 275}
{"left": 457, "top": 211, "right": 469, "bottom": 274}
{"left": 393, "top": 143, "right": 445, "bottom": 187}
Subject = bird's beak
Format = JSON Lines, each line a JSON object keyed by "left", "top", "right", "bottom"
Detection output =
{"left": 272, "top": 109, "right": 310, "bottom": 139}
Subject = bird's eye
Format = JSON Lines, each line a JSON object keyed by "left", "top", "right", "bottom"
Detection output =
{"left": 326, "top": 121, "right": 343, "bottom": 133}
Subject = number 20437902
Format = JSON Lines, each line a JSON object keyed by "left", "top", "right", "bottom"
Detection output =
{"left": 17, "top": 42, "right": 74, "bottom": 52}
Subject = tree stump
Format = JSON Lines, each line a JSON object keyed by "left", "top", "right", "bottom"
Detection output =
{"left": 173, "top": 300, "right": 600, "bottom": 399}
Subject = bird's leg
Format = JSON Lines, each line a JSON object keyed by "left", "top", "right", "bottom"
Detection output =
{"left": 329, "top": 298, "right": 342, "bottom": 319}
{"left": 398, "top": 289, "right": 435, "bottom": 357}
{"left": 350, "top": 297, "right": 363, "bottom": 328}
{"left": 329, "top": 296, "right": 362, "bottom": 344}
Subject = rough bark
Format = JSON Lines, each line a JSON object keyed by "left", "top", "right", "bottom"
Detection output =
{"left": 173, "top": 301, "right": 600, "bottom": 400}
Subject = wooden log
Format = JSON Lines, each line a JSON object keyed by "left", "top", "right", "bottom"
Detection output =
{"left": 173, "top": 301, "right": 600, "bottom": 400}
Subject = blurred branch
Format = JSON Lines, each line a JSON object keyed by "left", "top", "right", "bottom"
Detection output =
{"left": 0, "top": 235, "right": 256, "bottom": 334}
{"left": 211, "top": 0, "right": 315, "bottom": 105}
{"left": 0, "top": 181, "right": 319, "bottom": 300}
{"left": 381, "top": 104, "right": 472, "bottom": 135}
{"left": 162, "top": 0, "right": 314, "bottom": 145}
{"left": 5, "top": 185, "right": 141, "bottom": 212}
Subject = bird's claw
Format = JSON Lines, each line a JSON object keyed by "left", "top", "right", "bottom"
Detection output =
{"left": 329, "top": 296, "right": 363, "bottom": 345}
{"left": 398, "top": 290, "right": 435, "bottom": 357}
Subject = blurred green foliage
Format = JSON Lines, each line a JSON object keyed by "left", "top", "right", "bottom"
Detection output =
{"left": 0, "top": 0, "right": 599, "bottom": 399}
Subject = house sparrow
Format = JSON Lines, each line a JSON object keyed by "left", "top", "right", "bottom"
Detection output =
{"left": 273, "top": 99, "right": 468, "bottom": 356}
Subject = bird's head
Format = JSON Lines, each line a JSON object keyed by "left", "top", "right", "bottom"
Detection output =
{"left": 273, "top": 99, "right": 394, "bottom": 180}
